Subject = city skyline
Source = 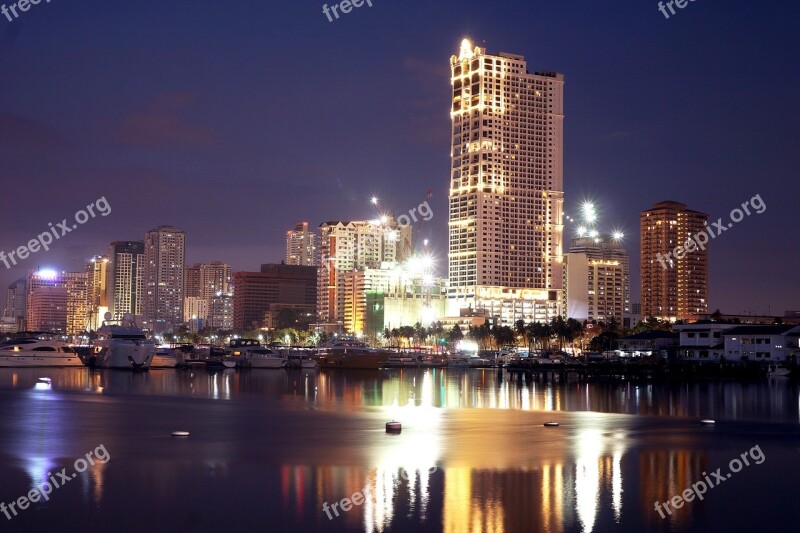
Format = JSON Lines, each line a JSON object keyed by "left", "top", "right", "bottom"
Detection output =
{"left": 1, "top": 1, "right": 797, "bottom": 316}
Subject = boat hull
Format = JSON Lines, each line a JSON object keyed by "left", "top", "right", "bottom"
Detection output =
{"left": 93, "top": 343, "right": 155, "bottom": 370}
{"left": 0, "top": 354, "right": 84, "bottom": 368}
{"left": 250, "top": 358, "right": 286, "bottom": 369}
{"left": 317, "top": 353, "right": 389, "bottom": 369}
{"left": 151, "top": 355, "right": 178, "bottom": 368}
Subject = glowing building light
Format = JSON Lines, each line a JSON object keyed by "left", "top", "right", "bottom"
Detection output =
{"left": 36, "top": 268, "right": 59, "bottom": 280}
{"left": 612, "top": 231, "right": 624, "bottom": 241}
{"left": 371, "top": 196, "right": 379, "bottom": 205}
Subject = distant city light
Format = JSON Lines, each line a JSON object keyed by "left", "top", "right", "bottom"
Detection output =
{"left": 589, "top": 229, "right": 599, "bottom": 238}
{"left": 423, "top": 239, "right": 429, "bottom": 246}
{"left": 612, "top": 230, "right": 625, "bottom": 241}
{"left": 582, "top": 202, "right": 597, "bottom": 224}
{"left": 370, "top": 196, "right": 379, "bottom": 205}
{"left": 577, "top": 226, "right": 587, "bottom": 237}
{"left": 380, "top": 214, "right": 389, "bottom": 224}
{"left": 36, "top": 268, "right": 59, "bottom": 280}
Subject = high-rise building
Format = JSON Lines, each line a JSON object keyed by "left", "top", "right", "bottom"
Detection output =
{"left": 65, "top": 271, "right": 89, "bottom": 336}
{"left": 640, "top": 201, "right": 708, "bottom": 320}
{"left": 26, "top": 269, "right": 67, "bottom": 333}
{"left": 233, "top": 264, "right": 316, "bottom": 332}
{"left": 143, "top": 226, "right": 186, "bottom": 327}
{"left": 317, "top": 219, "right": 411, "bottom": 328}
{"left": 4, "top": 278, "right": 27, "bottom": 321}
{"left": 184, "top": 262, "right": 231, "bottom": 323}
{"left": 447, "top": 39, "right": 565, "bottom": 325}
{"left": 564, "top": 235, "right": 630, "bottom": 325}
{"left": 107, "top": 241, "right": 145, "bottom": 320}
{"left": 286, "top": 222, "right": 318, "bottom": 266}
{"left": 209, "top": 293, "right": 234, "bottom": 331}
{"left": 86, "top": 255, "right": 110, "bottom": 330}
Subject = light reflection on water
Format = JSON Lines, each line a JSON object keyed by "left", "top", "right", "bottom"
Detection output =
{"left": 0, "top": 368, "right": 798, "bottom": 532}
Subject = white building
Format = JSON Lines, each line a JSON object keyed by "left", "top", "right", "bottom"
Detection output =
{"left": 674, "top": 323, "right": 730, "bottom": 360}
{"left": 106, "top": 241, "right": 145, "bottom": 320}
{"left": 723, "top": 325, "right": 796, "bottom": 362}
{"left": 286, "top": 221, "right": 318, "bottom": 266}
{"left": 447, "top": 39, "right": 565, "bottom": 325}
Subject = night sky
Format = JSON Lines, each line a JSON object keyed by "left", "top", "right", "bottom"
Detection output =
{"left": 1, "top": 0, "right": 798, "bottom": 315}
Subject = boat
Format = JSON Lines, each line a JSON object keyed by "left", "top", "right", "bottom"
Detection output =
{"left": 768, "top": 364, "right": 791, "bottom": 377}
{"left": 315, "top": 336, "right": 391, "bottom": 369}
{"left": 229, "top": 340, "right": 285, "bottom": 369}
{"left": 382, "top": 352, "right": 422, "bottom": 368}
{"left": 151, "top": 348, "right": 178, "bottom": 369}
{"left": 286, "top": 351, "right": 318, "bottom": 369}
{"left": 0, "top": 337, "right": 84, "bottom": 367}
{"left": 447, "top": 352, "right": 491, "bottom": 368}
{"left": 91, "top": 313, "right": 155, "bottom": 370}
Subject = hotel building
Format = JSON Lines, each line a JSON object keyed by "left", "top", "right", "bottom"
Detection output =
{"left": 640, "top": 201, "right": 708, "bottom": 320}
{"left": 185, "top": 261, "right": 232, "bottom": 323}
{"left": 447, "top": 39, "right": 565, "bottom": 325}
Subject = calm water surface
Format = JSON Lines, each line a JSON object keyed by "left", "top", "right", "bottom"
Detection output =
{"left": 0, "top": 368, "right": 798, "bottom": 532}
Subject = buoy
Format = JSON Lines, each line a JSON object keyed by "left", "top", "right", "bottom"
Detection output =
{"left": 544, "top": 422, "right": 560, "bottom": 427}
{"left": 386, "top": 421, "right": 402, "bottom": 433}
{"left": 172, "top": 431, "right": 190, "bottom": 437}
{"left": 700, "top": 419, "right": 715, "bottom": 425}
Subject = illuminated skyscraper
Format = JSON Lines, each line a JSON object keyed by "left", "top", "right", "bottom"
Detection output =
{"left": 143, "top": 226, "right": 186, "bottom": 327}
{"left": 107, "top": 241, "right": 145, "bottom": 320}
{"left": 448, "top": 39, "right": 565, "bottom": 325}
{"left": 26, "top": 269, "right": 67, "bottom": 333}
{"left": 640, "top": 201, "right": 708, "bottom": 320}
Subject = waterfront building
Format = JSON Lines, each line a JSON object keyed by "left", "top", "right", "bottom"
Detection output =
{"left": 447, "top": 39, "right": 565, "bottom": 326}
{"left": 26, "top": 269, "right": 67, "bottom": 333}
{"left": 143, "top": 226, "right": 186, "bottom": 327}
{"left": 106, "top": 241, "right": 145, "bottom": 320}
{"left": 640, "top": 201, "right": 708, "bottom": 321}
{"left": 233, "top": 263, "right": 316, "bottom": 332}
{"left": 317, "top": 219, "right": 411, "bottom": 328}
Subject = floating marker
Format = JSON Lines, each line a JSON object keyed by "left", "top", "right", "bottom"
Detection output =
{"left": 700, "top": 419, "right": 715, "bottom": 425}
{"left": 172, "top": 431, "right": 190, "bottom": 437}
{"left": 386, "top": 421, "right": 402, "bottom": 433}
{"left": 544, "top": 422, "right": 560, "bottom": 427}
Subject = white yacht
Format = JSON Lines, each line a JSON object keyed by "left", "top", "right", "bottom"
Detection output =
{"left": 0, "top": 338, "right": 84, "bottom": 367}
{"left": 229, "top": 340, "right": 285, "bottom": 369}
{"left": 247, "top": 347, "right": 286, "bottom": 369}
{"left": 92, "top": 314, "right": 155, "bottom": 370}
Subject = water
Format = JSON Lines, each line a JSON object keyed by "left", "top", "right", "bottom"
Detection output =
{"left": 0, "top": 368, "right": 798, "bottom": 532}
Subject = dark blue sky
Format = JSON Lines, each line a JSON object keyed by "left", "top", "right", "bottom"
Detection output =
{"left": 1, "top": 0, "right": 798, "bottom": 315}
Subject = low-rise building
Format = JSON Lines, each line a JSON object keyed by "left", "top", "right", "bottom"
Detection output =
{"left": 617, "top": 330, "right": 678, "bottom": 357}
{"left": 723, "top": 325, "right": 795, "bottom": 362}
{"left": 674, "top": 323, "right": 730, "bottom": 360}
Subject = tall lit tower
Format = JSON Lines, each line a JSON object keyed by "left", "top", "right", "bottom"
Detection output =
{"left": 447, "top": 39, "right": 565, "bottom": 324}
{"left": 640, "top": 201, "right": 708, "bottom": 320}
{"left": 107, "top": 241, "right": 145, "bottom": 320}
{"left": 143, "top": 226, "right": 186, "bottom": 327}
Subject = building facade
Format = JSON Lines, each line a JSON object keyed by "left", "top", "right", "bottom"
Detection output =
{"left": 184, "top": 261, "right": 231, "bottom": 322}
{"left": 142, "top": 226, "right": 186, "bottom": 327}
{"left": 286, "top": 221, "right": 318, "bottom": 266}
{"left": 233, "top": 264, "right": 317, "bottom": 332}
{"left": 26, "top": 270, "right": 67, "bottom": 333}
{"left": 640, "top": 201, "right": 708, "bottom": 321}
{"left": 447, "top": 39, "right": 565, "bottom": 325}
{"left": 317, "top": 219, "right": 411, "bottom": 327}
{"left": 107, "top": 241, "right": 145, "bottom": 320}
{"left": 4, "top": 278, "right": 27, "bottom": 324}
{"left": 563, "top": 235, "right": 630, "bottom": 325}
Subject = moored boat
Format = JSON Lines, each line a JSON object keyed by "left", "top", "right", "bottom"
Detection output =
{"left": 315, "top": 336, "right": 390, "bottom": 369}
{"left": 91, "top": 314, "right": 155, "bottom": 371}
{"left": 0, "top": 337, "right": 84, "bottom": 368}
